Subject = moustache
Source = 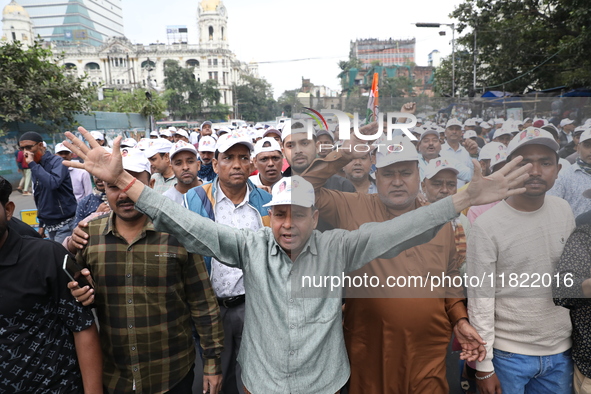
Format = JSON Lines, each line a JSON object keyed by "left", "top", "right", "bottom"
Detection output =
{"left": 524, "top": 178, "right": 546, "bottom": 185}
{"left": 116, "top": 199, "right": 135, "bottom": 207}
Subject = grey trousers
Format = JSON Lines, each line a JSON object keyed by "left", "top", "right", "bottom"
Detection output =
{"left": 219, "top": 302, "right": 245, "bottom": 394}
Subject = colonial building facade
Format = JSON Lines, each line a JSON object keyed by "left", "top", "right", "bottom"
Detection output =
{"left": 2, "top": 0, "right": 258, "bottom": 110}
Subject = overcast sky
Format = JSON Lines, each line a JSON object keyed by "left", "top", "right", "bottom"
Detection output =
{"left": 3, "top": 0, "right": 464, "bottom": 98}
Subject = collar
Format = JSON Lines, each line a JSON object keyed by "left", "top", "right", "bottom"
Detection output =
{"left": 100, "top": 211, "right": 155, "bottom": 241}
{"left": 0, "top": 229, "right": 22, "bottom": 267}
{"left": 214, "top": 178, "right": 251, "bottom": 206}
{"left": 39, "top": 150, "right": 53, "bottom": 166}
{"left": 442, "top": 142, "right": 464, "bottom": 153}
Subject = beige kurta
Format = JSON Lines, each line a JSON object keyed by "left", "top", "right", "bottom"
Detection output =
{"left": 304, "top": 153, "right": 467, "bottom": 394}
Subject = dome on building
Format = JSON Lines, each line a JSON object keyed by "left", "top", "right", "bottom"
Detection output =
{"left": 3, "top": 0, "right": 29, "bottom": 17}
{"left": 200, "top": 0, "right": 220, "bottom": 12}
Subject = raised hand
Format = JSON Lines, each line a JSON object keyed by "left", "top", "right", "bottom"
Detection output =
{"left": 63, "top": 127, "right": 124, "bottom": 186}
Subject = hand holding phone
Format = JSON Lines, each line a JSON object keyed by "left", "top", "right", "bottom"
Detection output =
{"left": 63, "top": 255, "right": 95, "bottom": 289}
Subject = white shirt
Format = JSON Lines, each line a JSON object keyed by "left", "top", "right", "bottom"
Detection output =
{"left": 211, "top": 182, "right": 263, "bottom": 297}
{"left": 162, "top": 184, "right": 186, "bottom": 206}
{"left": 440, "top": 142, "right": 474, "bottom": 187}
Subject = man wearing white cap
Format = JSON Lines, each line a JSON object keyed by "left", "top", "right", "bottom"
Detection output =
{"left": 468, "top": 127, "right": 574, "bottom": 394}
{"left": 173, "top": 128, "right": 190, "bottom": 143}
{"left": 159, "top": 128, "right": 174, "bottom": 142}
{"left": 197, "top": 136, "right": 217, "bottom": 182}
{"left": 90, "top": 131, "right": 106, "bottom": 146}
{"left": 418, "top": 128, "right": 472, "bottom": 186}
{"left": 492, "top": 127, "right": 512, "bottom": 147}
{"left": 149, "top": 130, "right": 160, "bottom": 139}
{"left": 66, "top": 147, "right": 224, "bottom": 394}
{"left": 249, "top": 137, "right": 284, "bottom": 188}
{"left": 421, "top": 157, "right": 460, "bottom": 204}
{"left": 440, "top": 118, "right": 477, "bottom": 181}
{"left": 62, "top": 123, "right": 535, "bottom": 392}
{"left": 303, "top": 134, "right": 486, "bottom": 393}
{"left": 548, "top": 128, "right": 591, "bottom": 217}
{"left": 182, "top": 131, "right": 272, "bottom": 394}
{"left": 55, "top": 142, "right": 92, "bottom": 202}
{"left": 479, "top": 121, "right": 492, "bottom": 142}
{"left": 163, "top": 141, "right": 203, "bottom": 205}
{"left": 145, "top": 138, "right": 176, "bottom": 194}
{"left": 559, "top": 118, "right": 576, "bottom": 148}
{"left": 201, "top": 121, "right": 213, "bottom": 137}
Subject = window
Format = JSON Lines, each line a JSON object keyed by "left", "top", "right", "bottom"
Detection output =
{"left": 209, "top": 26, "right": 214, "bottom": 40}
{"left": 186, "top": 59, "right": 199, "bottom": 67}
{"left": 213, "top": 59, "right": 218, "bottom": 66}
{"left": 221, "top": 27, "right": 224, "bottom": 40}
{"left": 141, "top": 60, "right": 156, "bottom": 69}
{"left": 11, "top": 32, "right": 16, "bottom": 41}
{"left": 208, "top": 59, "right": 212, "bottom": 66}
{"left": 85, "top": 62, "right": 100, "bottom": 71}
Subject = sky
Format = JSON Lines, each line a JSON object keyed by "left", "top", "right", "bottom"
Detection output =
{"left": 3, "top": 0, "right": 464, "bottom": 98}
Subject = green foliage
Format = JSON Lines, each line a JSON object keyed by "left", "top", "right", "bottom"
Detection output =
{"left": 0, "top": 39, "right": 95, "bottom": 133}
{"left": 162, "top": 59, "right": 229, "bottom": 120}
{"left": 445, "top": 0, "right": 591, "bottom": 94}
{"left": 90, "top": 88, "right": 167, "bottom": 119}
{"left": 233, "top": 75, "right": 278, "bottom": 121}
{"left": 380, "top": 76, "right": 416, "bottom": 98}
{"left": 277, "top": 89, "right": 299, "bottom": 117}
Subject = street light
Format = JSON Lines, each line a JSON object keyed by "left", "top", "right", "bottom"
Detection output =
{"left": 416, "top": 22, "right": 455, "bottom": 97}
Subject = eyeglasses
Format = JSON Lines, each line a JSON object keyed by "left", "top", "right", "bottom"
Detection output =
{"left": 19, "top": 144, "right": 36, "bottom": 151}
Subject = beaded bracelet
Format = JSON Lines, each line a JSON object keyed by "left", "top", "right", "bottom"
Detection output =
{"left": 475, "top": 371, "right": 495, "bottom": 380}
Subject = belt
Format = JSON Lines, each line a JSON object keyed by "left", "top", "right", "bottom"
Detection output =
{"left": 217, "top": 294, "right": 245, "bottom": 308}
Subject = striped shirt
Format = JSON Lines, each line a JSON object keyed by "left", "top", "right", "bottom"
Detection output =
{"left": 77, "top": 213, "right": 223, "bottom": 394}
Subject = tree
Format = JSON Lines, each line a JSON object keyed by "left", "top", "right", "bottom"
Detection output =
{"left": 380, "top": 75, "right": 416, "bottom": 98}
{"left": 0, "top": 39, "right": 95, "bottom": 133}
{"left": 233, "top": 75, "right": 278, "bottom": 121}
{"left": 91, "top": 88, "right": 167, "bottom": 119}
{"left": 277, "top": 89, "right": 299, "bottom": 117}
{"left": 448, "top": 0, "right": 591, "bottom": 94}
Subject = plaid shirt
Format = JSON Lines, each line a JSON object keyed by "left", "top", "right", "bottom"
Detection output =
{"left": 77, "top": 213, "right": 223, "bottom": 394}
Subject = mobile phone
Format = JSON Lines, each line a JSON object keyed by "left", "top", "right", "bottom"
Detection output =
{"left": 62, "top": 255, "right": 95, "bottom": 289}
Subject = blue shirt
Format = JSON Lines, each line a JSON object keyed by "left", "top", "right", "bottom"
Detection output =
{"left": 547, "top": 162, "right": 591, "bottom": 217}
{"left": 440, "top": 143, "right": 474, "bottom": 186}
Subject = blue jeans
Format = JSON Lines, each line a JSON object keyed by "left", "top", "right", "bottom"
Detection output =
{"left": 47, "top": 219, "right": 76, "bottom": 244}
{"left": 492, "top": 348, "right": 574, "bottom": 394}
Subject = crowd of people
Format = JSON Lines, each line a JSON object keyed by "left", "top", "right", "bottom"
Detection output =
{"left": 2, "top": 104, "right": 591, "bottom": 394}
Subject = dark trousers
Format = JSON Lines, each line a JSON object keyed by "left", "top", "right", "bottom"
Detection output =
{"left": 220, "top": 302, "right": 245, "bottom": 394}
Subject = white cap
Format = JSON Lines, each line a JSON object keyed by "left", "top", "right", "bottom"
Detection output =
{"left": 121, "top": 138, "right": 138, "bottom": 148}
{"left": 375, "top": 136, "right": 419, "bottom": 169}
{"left": 198, "top": 136, "right": 217, "bottom": 152}
{"left": 263, "top": 176, "right": 315, "bottom": 208}
{"left": 253, "top": 137, "right": 282, "bottom": 157}
{"left": 479, "top": 121, "right": 492, "bottom": 129}
{"left": 217, "top": 127, "right": 231, "bottom": 137}
{"left": 136, "top": 138, "right": 151, "bottom": 151}
{"left": 215, "top": 132, "right": 255, "bottom": 153}
{"left": 90, "top": 131, "right": 104, "bottom": 141}
{"left": 168, "top": 126, "right": 177, "bottom": 132}
{"left": 419, "top": 128, "right": 439, "bottom": 141}
{"left": 579, "top": 129, "right": 591, "bottom": 144}
{"left": 464, "top": 118, "right": 477, "bottom": 127}
{"left": 144, "top": 138, "right": 173, "bottom": 159}
{"left": 160, "top": 129, "right": 172, "bottom": 137}
{"left": 174, "top": 129, "right": 189, "bottom": 139}
{"left": 490, "top": 150, "right": 509, "bottom": 169}
{"left": 263, "top": 128, "right": 282, "bottom": 139}
{"left": 446, "top": 118, "right": 462, "bottom": 128}
{"left": 493, "top": 128, "right": 513, "bottom": 139}
{"left": 507, "top": 127, "right": 560, "bottom": 156}
{"left": 423, "top": 158, "right": 459, "bottom": 180}
{"left": 169, "top": 140, "right": 198, "bottom": 159}
{"left": 464, "top": 130, "right": 478, "bottom": 139}
{"left": 149, "top": 130, "right": 160, "bottom": 137}
{"left": 55, "top": 143, "right": 71, "bottom": 153}
{"left": 478, "top": 142, "right": 506, "bottom": 161}
{"left": 560, "top": 118, "right": 575, "bottom": 127}
{"left": 122, "top": 148, "right": 151, "bottom": 174}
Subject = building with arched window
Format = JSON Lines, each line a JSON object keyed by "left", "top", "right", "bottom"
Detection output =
{"left": 1, "top": 0, "right": 259, "bottom": 115}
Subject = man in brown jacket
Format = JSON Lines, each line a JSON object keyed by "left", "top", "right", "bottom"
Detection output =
{"left": 303, "top": 129, "right": 482, "bottom": 393}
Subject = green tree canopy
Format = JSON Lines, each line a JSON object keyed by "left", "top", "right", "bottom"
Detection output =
{"left": 91, "top": 88, "right": 167, "bottom": 119}
{"left": 233, "top": 75, "right": 278, "bottom": 121}
{"left": 0, "top": 39, "right": 95, "bottom": 133}
{"left": 444, "top": 0, "right": 591, "bottom": 95}
{"left": 162, "top": 60, "right": 228, "bottom": 120}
